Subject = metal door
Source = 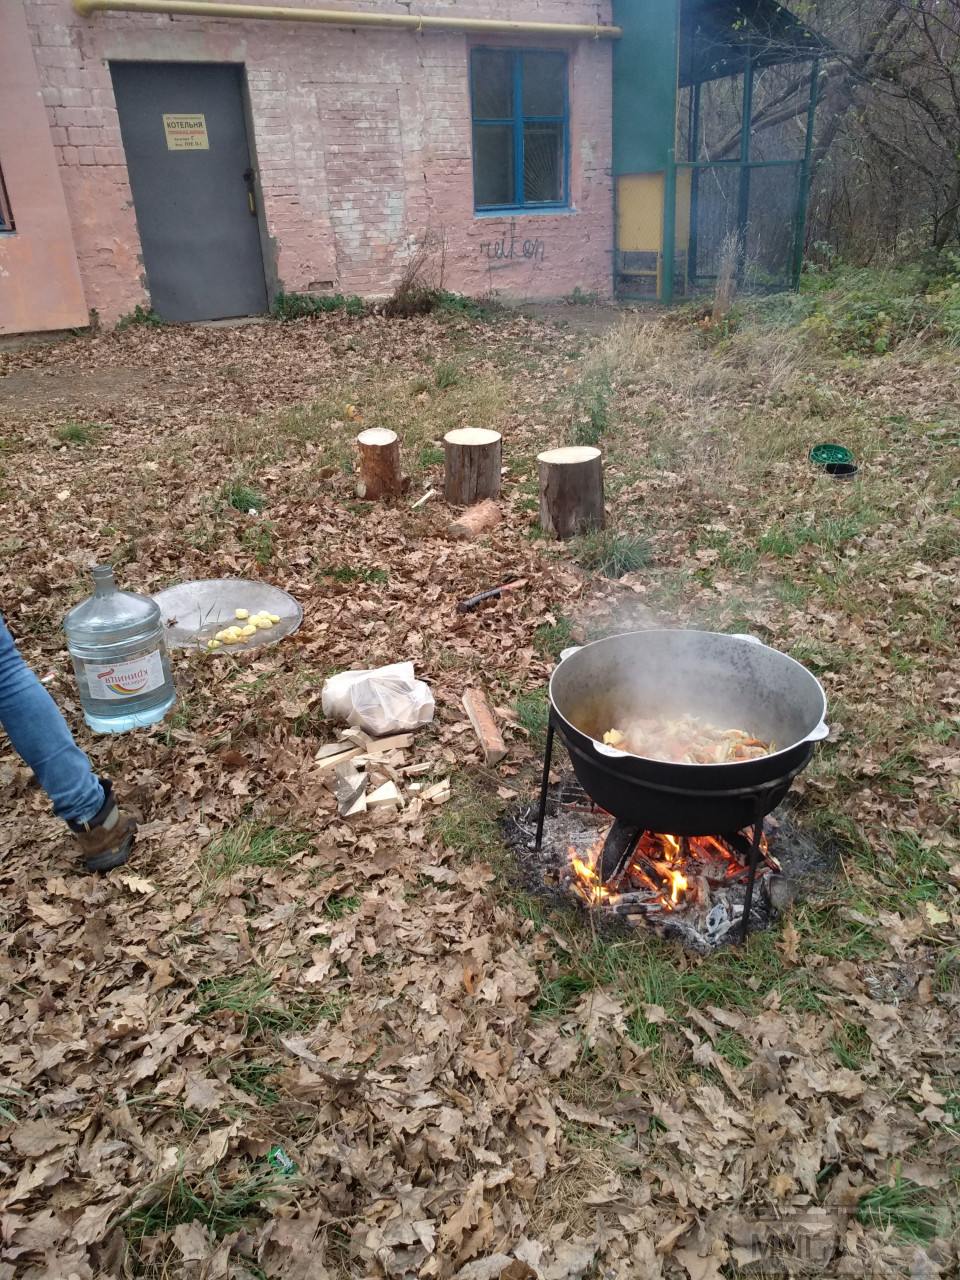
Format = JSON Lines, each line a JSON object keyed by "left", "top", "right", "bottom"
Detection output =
{"left": 111, "top": 62, "right": 267, "bottom": 322}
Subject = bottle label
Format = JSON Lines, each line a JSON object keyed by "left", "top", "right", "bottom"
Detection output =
{"left": 85, "top": 650, "right": 165, "bottom": 701}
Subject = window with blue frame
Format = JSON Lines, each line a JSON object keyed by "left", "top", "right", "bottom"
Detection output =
{"left": 470, "top": 48, "right": 568, "bottom": 211}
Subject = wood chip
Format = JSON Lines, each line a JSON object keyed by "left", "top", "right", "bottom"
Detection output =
{"left": 314, "top": 745, "right": 364, "bottom": 772}
{"left": 420, "top": 779, "right": 451, "bottom": 804}
{"left": 367, "top": 780, "right": 402, "bottom": 809}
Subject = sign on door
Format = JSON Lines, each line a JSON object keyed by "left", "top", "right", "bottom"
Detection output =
{"left": 162, "top": 113, "right": 209, "bottom": 150}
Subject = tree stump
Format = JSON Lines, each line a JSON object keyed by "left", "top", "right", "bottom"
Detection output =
{"left": 537, "top": 446, "right": 605, "bottom": 539}
{"left": 356, "top": 428, "right": 402, "bottom": 500}
{"left": 443, "top": 428, "right": 502, "bottom": 505}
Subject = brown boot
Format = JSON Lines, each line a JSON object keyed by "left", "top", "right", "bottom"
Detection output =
{"left": 68, "top": 779, "right": 137, "bottom": 872}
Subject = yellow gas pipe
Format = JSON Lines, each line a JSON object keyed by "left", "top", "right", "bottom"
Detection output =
{"left": 72, "top": 0, "right": 622, "bottom": 40}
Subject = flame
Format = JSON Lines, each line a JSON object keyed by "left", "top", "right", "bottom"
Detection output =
{"left": 569, "top": 844, "right": 612, "bottom": 904}
{"left": 668, "top": 867, "right": 688, "bottom": 904}
{"left": 567, "top": 824, "right": 768, "bottom": 914}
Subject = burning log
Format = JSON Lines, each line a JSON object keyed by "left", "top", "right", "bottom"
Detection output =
{"left": 356, "top": 428, "right": 403, "bottom": 500}
{"left": 537, "top": 446, "right": 605, "bottom": 539}
{"left": 443, "top": 428, "right": 502, "bottom": 505}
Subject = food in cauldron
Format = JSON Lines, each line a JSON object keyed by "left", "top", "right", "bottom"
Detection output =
{"left": 602, "top": 715, "right": 772, "bottom": 764}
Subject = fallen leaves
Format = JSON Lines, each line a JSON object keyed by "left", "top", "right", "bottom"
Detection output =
{"left": 0, "top": 310, "right": 958, "bottom": 1279}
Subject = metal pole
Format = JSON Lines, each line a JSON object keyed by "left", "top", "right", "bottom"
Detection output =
{"left": 688, "top": 80, "right": 701, "bottom": 288}
{"left": 534, "top": 717, "right": 556, "bottom": 853}
{"left": 662, "top": 148, "right": 677, "bottom": 304}
{"left": 660, "top": 0, "right": 680, "bottom": 304}
{"left": 736, "top": 51, "right": 754, "bottom": 284}
{"left": 792, "top": 58, "right": 821, "bottom": 290}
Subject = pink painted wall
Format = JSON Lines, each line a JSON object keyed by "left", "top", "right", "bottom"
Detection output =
{"left": 21, "top": 0, "right": 613, "bottom": 325}
{"left": 0, "top": 1, "right": 87, "bottom": 335}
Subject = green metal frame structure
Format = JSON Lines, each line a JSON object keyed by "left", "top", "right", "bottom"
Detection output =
{"left": 613, "top": 0, "right": 824, "bottom": 303}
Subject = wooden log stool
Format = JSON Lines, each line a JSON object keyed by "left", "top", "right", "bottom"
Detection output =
{"left": 356, "top": 428, "right": 403, "bottom": 499}
{"left": 443, "top": 427, "right": 502, "bottom": 505}
{"left": 537, "top": 446, "right": 605, "bottom": 539}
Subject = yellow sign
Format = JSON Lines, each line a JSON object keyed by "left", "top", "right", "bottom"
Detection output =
{"left": 162, "top": 113, "right": 209, "bottom": 151}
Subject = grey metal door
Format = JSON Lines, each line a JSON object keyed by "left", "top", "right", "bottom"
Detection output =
{"left": 111, "top": 62, "right": 267, "bottom": 322}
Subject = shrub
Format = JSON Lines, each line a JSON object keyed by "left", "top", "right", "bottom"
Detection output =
{"left": 272, "top": 291, "right": 364, "bottom": 320}
{"left": 571, "top": 368, "right": 613, "bottom": 446}
{"left": 116, "top": 304, "right": 164, "bottom": 329}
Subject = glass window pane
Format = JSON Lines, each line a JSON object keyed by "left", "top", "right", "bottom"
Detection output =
{"left": 474, "top": 124, "right": 515, "bottom": 207}
{"left": 522, "top": 52, "right": 565, "bottom": 116}
{"left": 472, "top": 50, "right": 513, "bottom": 119}
{"left": 523, "top": 123, "right": 563, "bottom": 203}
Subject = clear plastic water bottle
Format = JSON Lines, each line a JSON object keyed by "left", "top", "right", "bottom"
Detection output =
{"left": 64, "top": 565, "right": 176, "bottom": 734}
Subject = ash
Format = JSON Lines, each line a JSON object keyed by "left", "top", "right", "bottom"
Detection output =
{"left": 503, "top": 776, "right": 833, "bottom": 955}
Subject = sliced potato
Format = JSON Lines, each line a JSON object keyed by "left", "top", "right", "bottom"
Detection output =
{"left": 235, "top": 608, "right": 249, "bottom": 620}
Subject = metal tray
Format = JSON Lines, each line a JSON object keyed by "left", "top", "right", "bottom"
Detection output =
{"left": 153, "top": 578, "right": 303, "bottom": 654}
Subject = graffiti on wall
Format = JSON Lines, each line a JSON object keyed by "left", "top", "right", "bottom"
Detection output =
{"left": 479, "top": 219, "right": 546, "bottom": 267}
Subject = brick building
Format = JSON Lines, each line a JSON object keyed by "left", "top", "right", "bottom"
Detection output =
{"left": 0, "top": 0, "right": 821, "bottom": 334}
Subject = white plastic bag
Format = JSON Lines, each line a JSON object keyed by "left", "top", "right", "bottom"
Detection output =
{"left": 321, "top": 661, "right": 435, "bottom": 736}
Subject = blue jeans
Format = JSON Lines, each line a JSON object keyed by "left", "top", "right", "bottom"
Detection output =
{"left": 0, "top": 615, "right": 104, "bottom": 825}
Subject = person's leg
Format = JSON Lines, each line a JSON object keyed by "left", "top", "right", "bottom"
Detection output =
{"left": 0, "top": 614, "right": 136, "bottom": 869}
{"left": 0, "top": 614, "right": 104, "bottom": 823}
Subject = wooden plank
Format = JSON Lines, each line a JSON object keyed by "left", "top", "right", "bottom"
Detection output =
{"left": 462, "top": 687, "right": 508, "bottom": 765}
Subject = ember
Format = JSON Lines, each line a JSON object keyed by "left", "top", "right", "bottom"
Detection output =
{"left": 567, "top": 823, "right": 776, "bottom": 927}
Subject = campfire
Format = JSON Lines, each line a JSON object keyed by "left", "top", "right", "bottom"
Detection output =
{"left": 566, "top": 822, "right": 779, "bottom": 945}
{"left": 525, "top": 629, "right": 829, "bottom": 946}
{"left": 506, "top": 773, "right": 798, "bottom": 953}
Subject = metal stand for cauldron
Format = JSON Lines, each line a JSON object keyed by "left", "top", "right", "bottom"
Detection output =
{"left": 534, "top": 711, "right": 803, "bottom": 942}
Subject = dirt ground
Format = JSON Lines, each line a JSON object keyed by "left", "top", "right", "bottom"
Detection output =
{"left": 0, "top": 306, "right": 957, "bottom": 1280}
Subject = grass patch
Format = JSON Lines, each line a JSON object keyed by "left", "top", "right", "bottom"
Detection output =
{"left": 240, "top": 520, "right": 274, "bottom": 568}
{"left": 55, "top": 421, "right": 103, "bottom": 446}
{"left": 435, "top": 778, "right": 503, "bottom": 860}
{"left": 533, "top": 972, "right": 591, "bottom": 1019}
{"left": 120, "top": 1161, "right": 292, "bottom": 1268}
{"left": 856, "top": 1175, "right": 944, "bottom": 1242}
{"left": 758, "top": 515, "right": 865, "bottom": 559}
{"left": 271, "top": 368, "right": 508, "bottom": 463}
{"left": 221, "top": 479, "right": 265, "bottom": 514}
{"left": 570, "top": 529, "right": 652, "bottom": 579}
{"left": 714, "top": 1031, "right": 752, "bottom": 1068}
{"left": 515, "top": 688, "right": 549, "bottom": 748}
{"left": 196, "top": 973, "right": 342, "bottom": 1037}
{"left": 272, "top": 290, "right": 364, "bottom": 320}
{"left": 434, "top": 361, "right": 460, "bottom": 389}
{"left": 418, "top": 444, "right": 445, "bottom": 468}
{"left": 228, "top": 1059, "right": 282, "bottom": 1106}
{"left": 533, "top": 615, "right": 574, "bottom": 661}
{"left": 201, "top": 822, "right": 310, "bottom": 880}
{"left": 322, "top": 564, "right": 389, "bottom": 585}
{"left": 323, "top": 892, "right": 361, "bottom": 920}
{"left": 829, "top": 1021, "right": 872, "bottom": 1070}
{"left": 571, "top": 368, "right": 613, "bottom": 447}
